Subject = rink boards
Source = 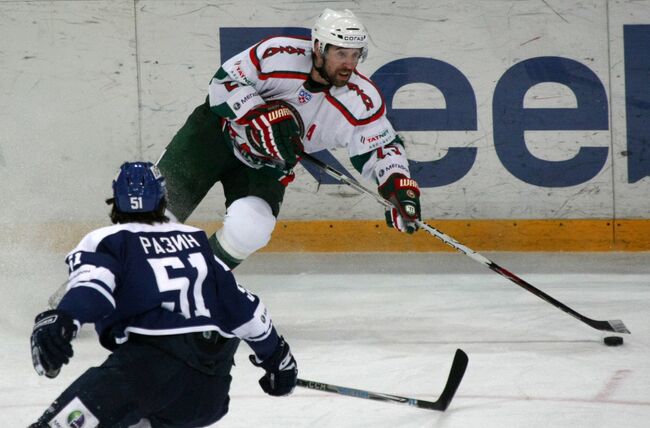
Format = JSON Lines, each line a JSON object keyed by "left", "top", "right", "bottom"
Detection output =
{"left": 16, "top": 219, "right": 650, "bottom": 253}
{"left": 2, "top": 1, "right": 650, "bottom": 251}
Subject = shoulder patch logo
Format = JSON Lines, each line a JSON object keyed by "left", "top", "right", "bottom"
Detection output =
{"left": 346, "top": 82, "right": 374, "bottom": 111}
{"left": 298, "top": 89, "right": 312, "bottom": 104}
{"left": 262, "top": 46, "right": 307, "bottom": 59}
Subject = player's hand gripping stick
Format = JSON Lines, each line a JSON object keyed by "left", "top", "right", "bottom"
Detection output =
{"left": 237, "top": 101, "right": 303, "bottom": 170}
{"left": 249, "top": 336, "right": 298, "bottom": 396}
{"left": 378, "top": 173, "right": 421, "bottom": 234}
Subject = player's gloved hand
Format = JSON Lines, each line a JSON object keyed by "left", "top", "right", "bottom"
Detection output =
{"left": 249, "top": 336, "right": 298, "bottom": 397}
{"left": 31, "top": 309, "right": 77, "bottom": 378}
{"left": 378, "top": 173, "right": 421, "bottom": 234}
{"left": 237, "top": 101, "right": 304, "bottom": 170}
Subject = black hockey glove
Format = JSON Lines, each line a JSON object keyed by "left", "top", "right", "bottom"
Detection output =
{"left": 378, "top": 173, "right": 421, "bottom": 234}
{"left": 237, "top": 101, "right": 304, "bottom": 170}
{"left": 31, "top": 309, "right": 77, "bottom": 378}
{"left": 249, "top": 337, "right": 298, "bottom": 397}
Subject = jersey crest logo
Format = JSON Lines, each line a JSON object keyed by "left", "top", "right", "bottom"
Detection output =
{"left": 298, "top": 89, "right": 312, "bottom": 104}
{"left": 262, "top": 46, "right": 307, "bottom": 59}
{"left": 346, "top": 82, "right": 374, "bottom": 111}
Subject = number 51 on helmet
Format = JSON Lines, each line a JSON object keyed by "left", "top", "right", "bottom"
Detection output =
{"left": 112, "top": 162, "right": 166, "bottom": 213}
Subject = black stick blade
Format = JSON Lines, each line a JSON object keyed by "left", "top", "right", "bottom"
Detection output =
{"left": 424, "top": 348, "right": 469, "bottom": 411}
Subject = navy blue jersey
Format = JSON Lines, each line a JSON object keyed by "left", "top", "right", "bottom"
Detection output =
{"left": 57, "top": 222, "right": 279, "bottom": 359}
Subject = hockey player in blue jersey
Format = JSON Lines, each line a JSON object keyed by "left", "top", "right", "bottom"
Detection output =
{"left": 30, "top": 161, "right": 298, "bottom": 427}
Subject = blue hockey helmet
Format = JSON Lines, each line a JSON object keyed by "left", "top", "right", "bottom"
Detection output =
{"left": 112, "top": 161, "right": 166, "bottom": 213}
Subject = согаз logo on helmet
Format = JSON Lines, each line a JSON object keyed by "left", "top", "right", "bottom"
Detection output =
{"left": 343, "top": 35, "right": 366, "bottom": 42}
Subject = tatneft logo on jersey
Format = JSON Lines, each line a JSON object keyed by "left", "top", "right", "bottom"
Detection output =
{"left": 360, "top": 129, "right": 390, "bottom": 145}
{"left": 232, "top": 60, "right": 254, "bottom": 86}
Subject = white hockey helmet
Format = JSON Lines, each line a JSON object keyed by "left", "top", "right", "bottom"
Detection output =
{"left": 312, "top": 8, "right": 368, "bottom": 62}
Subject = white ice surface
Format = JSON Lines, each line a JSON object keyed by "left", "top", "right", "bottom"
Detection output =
{"left": 2, "top": 251, "right": 649, "bottom": 427}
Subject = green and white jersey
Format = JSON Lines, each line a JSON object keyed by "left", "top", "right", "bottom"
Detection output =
{"left": 208, "top": 35, "right": 411, "bottom": 185}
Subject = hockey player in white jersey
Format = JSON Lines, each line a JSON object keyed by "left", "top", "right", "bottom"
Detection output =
{"left": 156, "top": 8, "right": 422, "bottom": 268}
{"left": 30, "top": 162, "right": 297, "bottom": 427}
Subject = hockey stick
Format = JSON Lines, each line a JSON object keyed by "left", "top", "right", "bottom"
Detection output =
{"left": 297, "top": 348, "right": 468, "bottom": 411}
{"left": 48, "top": 279, "right": 69, "bottom": 309}
{"left": 301, "top": 153, "right": 630, "bottom": 335}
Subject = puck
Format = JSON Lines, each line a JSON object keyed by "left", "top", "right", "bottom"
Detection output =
{"left": 604, "top": 336, "right": 624, "bottom": 346}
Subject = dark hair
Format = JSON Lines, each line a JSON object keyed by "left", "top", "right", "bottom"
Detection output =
{"left": 105, "top": 197, "right": 169, "bottom": 225}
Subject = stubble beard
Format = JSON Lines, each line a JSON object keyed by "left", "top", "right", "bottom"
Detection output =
{"left": 314, "top": 55, "right": 352, "bottom": 87}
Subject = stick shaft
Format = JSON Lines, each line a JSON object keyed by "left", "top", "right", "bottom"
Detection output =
{"left": 301, "top": 153, "right": 630, "bottom": 334}
{"left": 297, "top": 348, "right": 468, "bottom": 411}
{"left": 48, "top": 279, "right": 69, "bottom": 309}
{"left": 297, "top": 379, "right": 424, "bottom": 406}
